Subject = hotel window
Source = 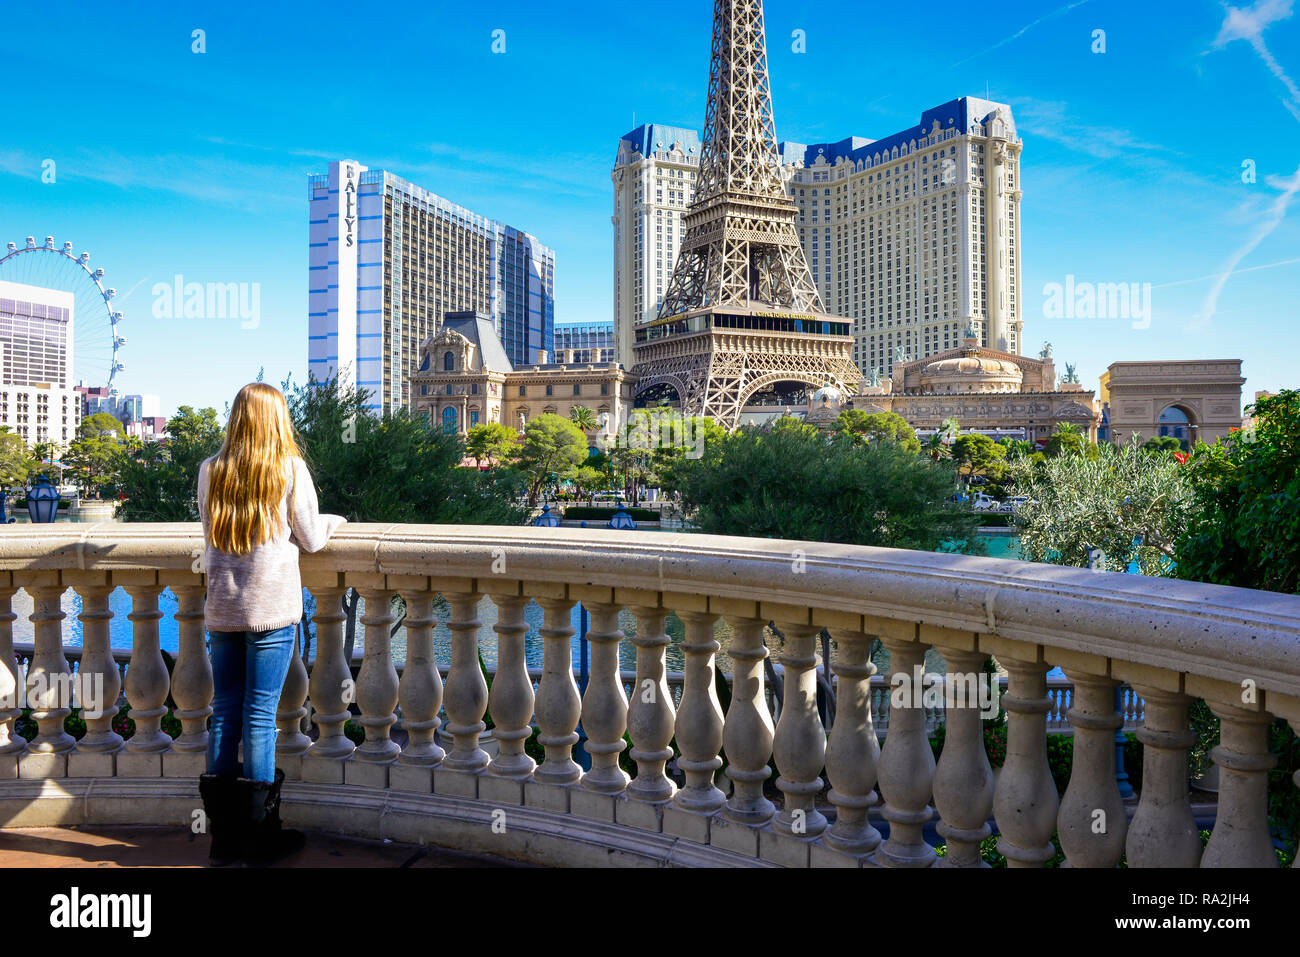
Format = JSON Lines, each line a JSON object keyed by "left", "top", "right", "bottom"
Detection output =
{"left": 545, "top": 385, "right": 553, "bottom": 397}
{"left": 573, "top": 384, "right": 581, "bottom": 396}
{"left": 519, "top": 385, "right": 527, "bottom": 397}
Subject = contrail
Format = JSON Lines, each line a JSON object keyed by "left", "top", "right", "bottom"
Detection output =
{"left": 949, "top": 1, "right": 1092, "bottom": 70}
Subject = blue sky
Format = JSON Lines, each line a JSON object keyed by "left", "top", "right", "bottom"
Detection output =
{"left": 1, "top": 0, "right": 1297, "bottom": 416}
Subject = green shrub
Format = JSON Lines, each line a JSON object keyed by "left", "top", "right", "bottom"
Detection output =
{"left": 562, "top": 506, "right": 660, "bottom": 521}
{"left": 343, "top": 719, "right": 365, "bottom": 746}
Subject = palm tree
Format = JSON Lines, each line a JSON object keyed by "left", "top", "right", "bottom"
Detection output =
{"left": 924, "top": 433, "right": 951, "bottom": 462}
{"left": 570, "top": 405, "right": 599, "bottom": 436}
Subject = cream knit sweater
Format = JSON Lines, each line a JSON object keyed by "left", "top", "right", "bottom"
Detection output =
{"left": 197, "top": 455, "right": 346, "bottom": 632}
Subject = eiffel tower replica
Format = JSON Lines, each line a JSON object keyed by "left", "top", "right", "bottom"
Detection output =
{"left": 631, "top": 0, "right": 861, "bottom": 427}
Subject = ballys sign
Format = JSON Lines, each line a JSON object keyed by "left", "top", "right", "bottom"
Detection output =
{"left": 343, "top": 165, "right": 358, "bottom": 248}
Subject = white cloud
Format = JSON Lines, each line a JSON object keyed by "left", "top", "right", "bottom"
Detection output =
{"left": 1212, "top": 0, "right": 1300, "bottom": 123}
{"left": 1187, "top": 164, "right": 1300, "bottom": 329}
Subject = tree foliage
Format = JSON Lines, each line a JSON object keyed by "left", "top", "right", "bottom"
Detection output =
{"left": 670, "top": 426, "right": 983, "bottom": 551}
{"left": 0, "top": 430, "right": 37, "bottom": 493}
{"left": 464, "top": 422, "right": 519, "bottom": 468}
{"left": 1008, "top": 436, "right": 1193, "bottom": 574}
{"left": 1176, "top": 390, "right": 1300, "bottom": 595}
{"left": 288, "top": 374, "right": 527, "bottom": 525}
{"left": 515, "top": 413, "right": 589, "bottom": 506}
{"left": 117, "top": 406, "right": 224, "bottom": 521}
{"left": 62, "top": 413, "right": 130, "bottom": 499}
{"left": 832, "top": 409, "right": 921, "bottom": 453}
{"left": 1045, "top": 422, "right": 1091, "bottom": 458}
{"left": 951, "top": 433, "right": 1006, "bottom": 479}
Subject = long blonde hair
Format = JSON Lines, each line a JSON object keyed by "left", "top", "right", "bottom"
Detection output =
{"left": 205, "top": 383, "right": 302, "bottom": 555}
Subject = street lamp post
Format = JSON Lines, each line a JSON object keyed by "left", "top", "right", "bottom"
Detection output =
{"left": 26, "top": 476, "right": 60, "bottom": 523}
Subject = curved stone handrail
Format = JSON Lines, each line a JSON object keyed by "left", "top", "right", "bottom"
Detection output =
{"left": 0, "top": 522, "right": 1296, "bottom": 868}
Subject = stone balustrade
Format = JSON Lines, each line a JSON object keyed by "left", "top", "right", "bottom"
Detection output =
{"left": 6, "top": 646, "right": 1139, "bottom": 737}
{"left": 0, "top": 522, "right": 1297, "bottom": 868}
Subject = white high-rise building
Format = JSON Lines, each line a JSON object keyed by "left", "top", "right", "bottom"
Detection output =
{"left": 610, "top": 125, "right": 702, "bottom": 369}
{"left": 0, "top": 280, "right": 80, "bottom": 445}
{"left": 612, "top": 98, "right": 1023, "bottom": 378}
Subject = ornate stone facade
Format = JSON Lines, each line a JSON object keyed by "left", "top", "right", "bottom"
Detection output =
{"left": 1098, "top": 360, "right": 1244, "bottom": 447}
{"left": 410, "top": 312, "right": 636, "bottom": 438}
{"left": 848, "top": 334, "right": 1098, "bottom": 442}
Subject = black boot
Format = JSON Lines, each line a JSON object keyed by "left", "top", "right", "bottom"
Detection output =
{"left": 197, "top": 773, "right": 241, "bottom": 867}
{"left": 236, "top": 768, "right": 306, "bottom": 867}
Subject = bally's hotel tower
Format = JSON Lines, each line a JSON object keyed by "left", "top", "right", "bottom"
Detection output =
{"left": 309, "top": 160, "right": 555, "bottom": 413}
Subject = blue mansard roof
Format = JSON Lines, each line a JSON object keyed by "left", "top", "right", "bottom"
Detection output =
{"left": 618, "top": 124, "right": 702, "bottom": 162}
{"left": 779, "top": 97, "right": 1017, "bottom": 169}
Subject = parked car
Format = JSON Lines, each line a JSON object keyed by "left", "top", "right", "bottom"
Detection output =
{"left": 971, "top": 493, "right": 1001, "bottom": 511}
{"left": 1001, "top": 495, "right": 1033, "bottom": 512}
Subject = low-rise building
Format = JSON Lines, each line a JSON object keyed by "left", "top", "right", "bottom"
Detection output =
{"left": 1099, "top": 360, "right": 1244, "bottom": 448}
{"left": 849, "top": 331, "right": 1098, "bottom": 443}
{"left": 411, "top": 312, "right": 636, "bottom": 440}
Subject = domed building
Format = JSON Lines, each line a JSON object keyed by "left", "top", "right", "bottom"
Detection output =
{"left": 919, "top": 354, "right": 1024, "bottom": 394}
{"left": 804, "top": 382, "right": 847, "bottom": 428}
{"left": 851, "top": 330, "right": 1099, "bottom": 444}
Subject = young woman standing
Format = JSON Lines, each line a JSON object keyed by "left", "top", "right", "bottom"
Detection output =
{"left": 196, "top": 383, "right": 346, "bottom": 866}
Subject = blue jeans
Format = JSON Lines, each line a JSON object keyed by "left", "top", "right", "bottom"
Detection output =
{"left": 206, "top": 625, "right": 296, "bottom": 782}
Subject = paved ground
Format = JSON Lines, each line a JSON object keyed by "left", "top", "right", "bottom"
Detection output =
{"left": 0, "top": 826, "right": 530, "bottom": 868}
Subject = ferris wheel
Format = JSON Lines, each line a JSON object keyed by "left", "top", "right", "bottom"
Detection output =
{"left": 0, "top": 235, "right": 126, "bottom": 395}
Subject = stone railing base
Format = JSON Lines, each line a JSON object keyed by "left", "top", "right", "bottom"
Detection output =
{"left": 0, "top": 779, "right": 777, "bottom": 869}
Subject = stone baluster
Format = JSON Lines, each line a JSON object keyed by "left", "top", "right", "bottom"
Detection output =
{"left": 670, "top": 609, "right": 725, "bottom": 820}
{"left": 0, "top": 583, "right": 24, "bottom": 757}
{"left": 26, "top": 581, "right": 75, "bottom": 755}
{"left": 275, "top": 625, "right": 312, "bottom": 769}
{"left": 167, "top": 580, "right": 212, "bottom": 755}
{"left": 484, "top": 591, "right": 535, "bottom": 787}
{"left": 873, "top": 625, "right": 935, "bottom": 867}
{"left": 623, "top": 603, "right": 676, "bottom": 825}
{"left": 822, "top": 626, "right": 883, "bottom": 858}
{"left": 770, "top": 620, "right": 827, "bottom": 842}
{"left": 441, "top": 590, "right": 489, "bottom": 775}
{"left": 396, "top": 586, "right": 443, "bottom": 767}
{"left": 351, "top": 583, "right": 399, "bottom": 767}
{"left": 532, "top": 593, "right": 582, "bottom": 792}
{"left": 990, "top": 640, "right": 1058, "bottom": 867}
{"left": 122, "top": 582, "right": 171, "bottom": 756}
{"left": 1057, "top": 663, "right": 1126, "bottom": 867}
{"left": 577, "top": 599, "right": 629, "bottom": 799}
{"left": 1201, "top": 698, "right": 1278, "bottom": 868}
{"left": 1122, "top": 683, "right": 1201, "bottom": 867}
{"left": 68, "top": 579, "right": 121, "bottom": 756}
{"left": 719, "top": 616, "right": 774, "bottom": 828}
{"left": 305, "top": 582, "right": 355, "bottom": 778}
{"left": 931, "top": 638, "right": 994, "bottom": 868}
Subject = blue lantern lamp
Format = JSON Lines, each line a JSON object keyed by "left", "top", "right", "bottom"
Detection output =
{"left": 26, "top": 476, "right": 60, "bottom": 523}
{"left": 532, "top": 503, "right": 561, "bottom": 528}
{"left": 606, "top": 500, "right": 637, "bottom": 531}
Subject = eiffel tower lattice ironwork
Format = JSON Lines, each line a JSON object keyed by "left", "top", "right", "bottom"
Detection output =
{"left": 631, "top": 0, "right": 860, "bottom": 427}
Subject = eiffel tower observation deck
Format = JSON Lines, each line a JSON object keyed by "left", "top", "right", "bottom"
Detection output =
{"left": 631, "top": 0, "right": 861, "bottom": 427}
